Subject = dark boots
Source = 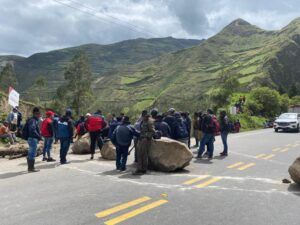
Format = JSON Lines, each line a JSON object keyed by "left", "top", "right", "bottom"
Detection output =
{"left": 27, "top": 158, "right": 39, "bottom": 172}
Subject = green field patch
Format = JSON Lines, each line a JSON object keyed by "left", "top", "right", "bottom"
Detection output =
{"left": 132, "top": 99, "right": 154, "bottom": 111}
{"left": 204, "top": 64, "right": 223, "bottom": 72}
{"left": 238, "top": 65, "right": 258, "bottom": 75}
{"left": 121, "top": 76, "right": 141, "bottom": 85}
{"left": 238, "top": 73, "right": 261, "bottom": 84}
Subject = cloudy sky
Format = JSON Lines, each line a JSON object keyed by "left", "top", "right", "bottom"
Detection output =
{"left": 1, "top": 0, "right": 300, "bottom": 56}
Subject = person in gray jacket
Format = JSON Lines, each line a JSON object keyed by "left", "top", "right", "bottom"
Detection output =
{"left": 112, "top": 116, "right": 140, "bottom": 171}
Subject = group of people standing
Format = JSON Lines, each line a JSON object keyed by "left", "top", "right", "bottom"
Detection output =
{"left": 21, "top": 107, "right": 74, "bottom": 172}
{"left": 20, "top": 105, "right": 231, "bottom": 174}
{"left": 194, "top": 109, "right": 230, "bottom": 160}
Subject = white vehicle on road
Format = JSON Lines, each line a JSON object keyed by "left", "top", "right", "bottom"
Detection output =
{"left": 274, "top": 113, "right": 300, "bottom": 132}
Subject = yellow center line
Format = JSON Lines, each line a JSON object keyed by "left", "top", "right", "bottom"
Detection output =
{"left": 255, "top": 154, "right": 267, "bottom": 159}
{"left": 272, "top": 148, "right": 281, "bottom": 152}
{"left": 280, "top": 148, "right": 289, "bottom": 152}
{"left": 237, "top": 163, "right": 256, "bottom": 171}
{"left": 263, "top": 154, "right": 275, "bottom": 160}
{"left": 195, "top": 177, "right": 222, "bottom": 188}
{"left": 95, "top": 196, "right": 151, "bottom": 218}
{"left": 227, "top": 162, "right": 244, "bottom": 169}
{"left": 183, "top": 175, "right": 210, "bottom": 185}
{"left": 104, "top": 200, "right": 168, "bottom": 225}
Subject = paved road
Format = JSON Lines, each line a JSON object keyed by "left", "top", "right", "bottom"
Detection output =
{"left": 1, "top": 129, "right": 300, "bottom": 225}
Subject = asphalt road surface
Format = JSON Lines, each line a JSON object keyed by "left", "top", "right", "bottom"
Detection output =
{"left": 1, "top": 129, "right": 300, "bottom": 225}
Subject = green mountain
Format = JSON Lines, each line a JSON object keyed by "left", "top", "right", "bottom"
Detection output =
{"left": 2, "top": 18, "right": 300, "bottom": 115}
{"left": 0, "top": 37, "right": 202, "bottom": 98}
{"left": 90, "top": 18, "right": 300, "bottom": 115}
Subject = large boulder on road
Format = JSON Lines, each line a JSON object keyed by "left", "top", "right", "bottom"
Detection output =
{"left": 72, "top": 134, "right": 91, "bottom": 154}
{"left": 148, "top": 137, "right": 193, "bottom": 172}
{"left": 289, "top": 157, "right": 300, "bottom": 184}
{"left": 100, "top": 141, "right": 116, "bottom": 160}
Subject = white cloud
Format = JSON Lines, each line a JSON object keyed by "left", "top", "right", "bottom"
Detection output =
{"left": 0, "top": 0, "right": 299, "bottom": 56}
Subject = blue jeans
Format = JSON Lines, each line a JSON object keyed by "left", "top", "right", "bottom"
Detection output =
{"left": 27, "top": 137, "right": 39, "bottom": 160}
{"left": 221, "top": 132, "right": 228, "bottom": 153}
{"left": 116, "top": 145, "right": 130, "bottom": 170}
{"left": 198, "top": 133, "right": 215, "bottom": 158}
{"left": 59, "top": 138, "right": 71, "bottom": 163}
{"left": 43, "top": 137, "right": 54, "bottom": 158}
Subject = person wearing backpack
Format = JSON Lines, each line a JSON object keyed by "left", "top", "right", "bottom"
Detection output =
{"left": 154, "top": 114, "right": 171, "bottom": 138}
{"left": 220, "top": 110, "right": 230, "bottom": 156}
{"left": 23, "top": 107, "right": 42, "bottom": 172}
{"left": 181, "top": 112, "right": 192, "bottom": 148}
{"left": 112, "top": 116, "right": 140, "bottom": 171}
{"left": 163, "top": 108, "right": 176, "bottom": 139}
{"left": 41, "top": 111, "right": 55, "bottom": 162}
{"left": 197, "top": 109, "right": 218, "bottom": 160}
{"left": 192, "top": 112, "right": 200, "bottom": 147}
{"left": 85, "top": 110, "right": 107, "bottom": 160}
{"left": 108, "top": 116, "right": 122, "bottom": 140}
{"left": 173, "top": 112, "right": 189, "bottom": 146}
{"left": 55, "top": 111, "right": 74, "bottom": 164}
{"left": 75, "top": 114, "right": 90, "bottom": 140}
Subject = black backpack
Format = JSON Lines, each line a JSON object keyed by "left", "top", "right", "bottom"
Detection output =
{"left": 153, "top": 130, "right": 162, "bottom": 139}
{"left": 21, "top": 119, "right": 30, "bottom": 140}
{"left": 173, "top": 119, "right": 188, "bottom": 139}
{"left": 77, "top": 122, "right": 87, "bottom": 136}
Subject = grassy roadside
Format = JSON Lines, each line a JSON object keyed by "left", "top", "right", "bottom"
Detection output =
{"left": 229, "top": 113, "right": 267, "bottom": 132}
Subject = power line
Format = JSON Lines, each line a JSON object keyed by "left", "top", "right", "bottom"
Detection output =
{"left": 52, "top": 0, "right": 159, "bottom": 38}
{"left": 66, "top": 0, "right": 161, "bottom": 38}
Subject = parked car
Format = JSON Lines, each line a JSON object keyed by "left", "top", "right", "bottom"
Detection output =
{"left": 274, "top": 113, "right": 300, "bottom": 132}
{"left": 263, "top": 120, "right": 274, "bottom": 128}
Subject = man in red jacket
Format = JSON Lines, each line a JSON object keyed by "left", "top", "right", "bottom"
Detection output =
{"left": 85, "top": 110, "right": 107, "bottom": 160}
{"left": 41, "top": 111, "right": 56, "bottom": 162}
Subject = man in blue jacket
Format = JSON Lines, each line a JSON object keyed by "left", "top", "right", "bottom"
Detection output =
{"left": 55, "top": 110, "right": 74, "bottom": 164}
{"left": 26, "top": 107, "right": 42, "bottom": 172}
{"left": 112, "top": 116, "right": 139, "bottom": 171}
{"left": 108, "top": 116, "right": 122, "bottom": 140}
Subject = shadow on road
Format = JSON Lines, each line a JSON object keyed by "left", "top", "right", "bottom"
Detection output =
{"left": 119, "top": 173, "right": 142, "bottom": 179}
{"left": 0, "top": 171, "right": 27, "bottom": 179}
{"left": 35, "top": 163, "right": 59, "bottom": 170}
{"left": 193, "top": 159, "right": 213, "bottom": 164}
{"left": 18, "top": 160, "right": 43, "bottom": 166}
{"left": 68, "top": 159, "right": 91, "bottom": 164}
{"left": 98, "top": 169, "right": 142, "bottom": 179}
{"left": 214, "top": 156, "right": 227, "bottom": 160}
{"left": 100, "top": 170, "right": 122, "bottom": 176}
{"left": 288, "top": 183, "right": 300, "bottom": 196}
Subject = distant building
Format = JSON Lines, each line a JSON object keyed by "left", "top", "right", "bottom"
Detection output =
{"left": 289, "top": 105, "right": 300, "bottom": 113}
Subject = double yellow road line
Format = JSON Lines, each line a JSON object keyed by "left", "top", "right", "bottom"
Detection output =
{"left": 183, "top": 175, "right": 222, "bottom": 188}
{"left": 95, "top": 196, "right": 168, "bottom": 225}
{"left": 273, "top": 147, "right": 289, "bottom": 153}
{"left": 272, "top": 142, "right": 300, "bottom": 153}
{"left": 227, "top": 162, "right": 256, "bottom": 171}
{"left": 255, "top": 154, "right": 276, "bottom": 160}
